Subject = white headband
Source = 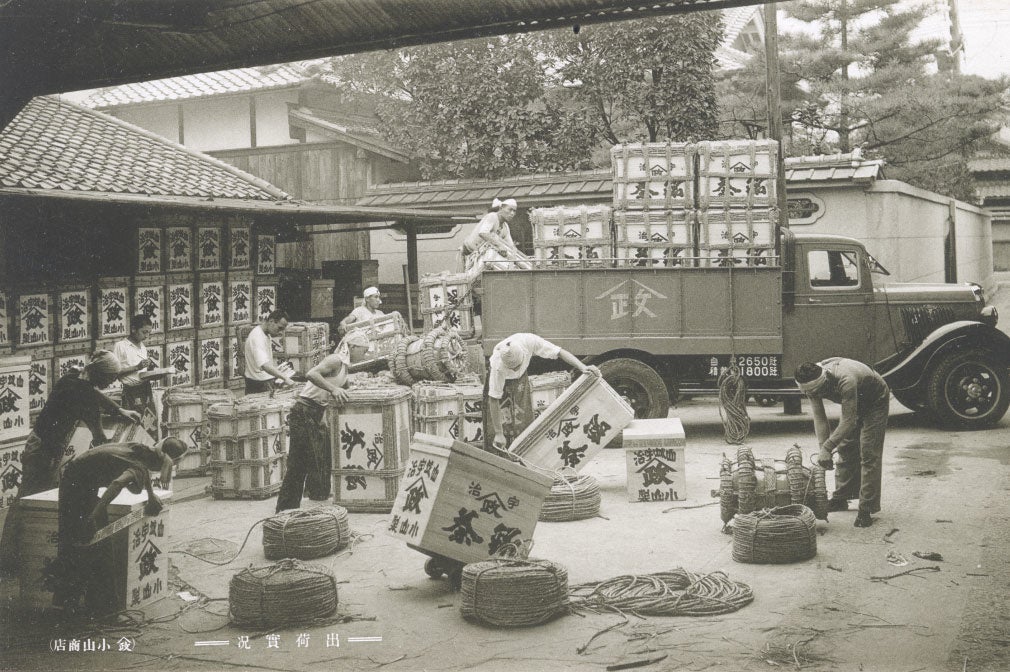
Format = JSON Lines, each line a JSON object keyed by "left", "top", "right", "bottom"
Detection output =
{"left": 796, "top": 370, "right": 828, "bottom": 395}
{"left": 492, "top": 198, "right": 517, "bottom": 209}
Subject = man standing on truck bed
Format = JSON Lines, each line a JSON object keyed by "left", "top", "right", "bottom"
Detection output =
{"left": 484, "top": 332, "right": 599, "bottom": 453}
{"left": 795, "top": 358, "right": 890, "bottom": 528}
{"left": 338, "top": 286, "right": 384, "bottom": 337}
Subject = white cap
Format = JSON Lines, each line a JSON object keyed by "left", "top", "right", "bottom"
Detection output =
{"left": 363, "top": 286, "right": 380, "bottom": 298}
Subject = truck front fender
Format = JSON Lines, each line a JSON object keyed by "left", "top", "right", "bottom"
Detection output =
{"left": 880, "top": 320, "right": 1010, "bottom": 392}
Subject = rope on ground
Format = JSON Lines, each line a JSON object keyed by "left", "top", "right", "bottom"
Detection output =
{"left": 539, "top": 470, "right": 601, "bottom": 522}
{"left": 732, "top": 504, "right": 817, "bottom": 564}
{"left": 460, "top": 557, "right": 569, "bottom": 627}
{"left": 568, "top": 568, "right": 754, "bottom": 618}
{"left": 262, "top": 506, "right": 351, "bottom": 560}
{"left": 717, "top": 357, "right": 750, "bottom": 444}
{"left": 229, "top": 559, "right": 338, "bottom": 628}
{"left": 169, "top": 517, "right": 272, "bottom": 566}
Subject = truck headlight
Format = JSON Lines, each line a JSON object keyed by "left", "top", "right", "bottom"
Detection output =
{"left": 981, "top": 305, "right": 998, "bottom": 327}
{"left": 969, "top": 283, "right": 984, "bottom": 301}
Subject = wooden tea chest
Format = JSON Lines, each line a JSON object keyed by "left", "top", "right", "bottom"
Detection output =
{"left": 622, "top": 418, "right": 686, "bottom": 503}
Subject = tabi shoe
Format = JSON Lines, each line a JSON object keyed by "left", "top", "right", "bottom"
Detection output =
{"left": 854, "top": 512, "right": 874, "bottom": 528}
{"left": 827, "top": 499, "right": 849, "bottom": 513}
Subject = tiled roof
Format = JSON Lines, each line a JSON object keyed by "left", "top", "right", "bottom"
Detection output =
{"left": 79, "top": 62, "right": 332, "bottom": 108}
{"left": 288, "top": 106, "right": 409, "bottom": 163}
{"left": 358, "top": 154, "right": 885, "bottom": 209}
{"left": 969, "top": 156, "right": 1010, "bottom": 173}
{"left": 0, "top": 96, "right": 289, "bottom": 200}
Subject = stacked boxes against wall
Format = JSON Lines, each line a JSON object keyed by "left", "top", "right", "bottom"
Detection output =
{"left": 529, "top": 205, "right": 612, "bottom": 266}
{"left": 254, "top": 233, "right": 278, "bottom": 325}
{"left": 696, "top": 139, "right": 779, "bottom": 266}
{"left": 162, "top": 387, "right": 235, "bottom": 476}
{"left": 0, "top": 356, "right": 31, "bottom": 535}
{"left": 611, "top": 142, "right": 696, "bottom": 266}
{"left": 165, "top": 225, "right": 197, "bottom": 389}
{"left": 196, "top": 270, "right": 227, "bottom": 389}
{"left": 206, "top": 395, "right": 288, "bottom": 499}
{"left": 418, "top": 271, "right": 476, "bottom": 338}
{"left": 278, "top": 322, "right": 329, "bottom": 377}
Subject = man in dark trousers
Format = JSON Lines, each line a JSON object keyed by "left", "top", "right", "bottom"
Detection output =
{"left": 795, "top": 358, "right": 890, "bottom": 528}
{"left": 48, "top": 438, "right": 187, "bottom": 613}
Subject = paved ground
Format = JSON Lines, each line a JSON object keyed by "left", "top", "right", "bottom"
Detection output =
{"left": 2, "top": 285, "right": 1009, "bottom": 672}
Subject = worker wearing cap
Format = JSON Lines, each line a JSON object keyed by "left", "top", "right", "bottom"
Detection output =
{"left": 338, "top": 286, "right": 384, "bottom": 337}
{"left": 795, "top": 357, "right": 890, "bottom": 528}
{"left": 46, "top": 438, "right": 187, "bottom": 613}
{"left": 484, "top": 333, "right": 600, "bottom": 453}
{"left": 276, "top": 331, "right": 372, "bottom": 512}
{"left": 463, "top": 198, "right": 518, "bottom": 259}
{"left": 243, "top": 309, "right": 294, "bottom": 394}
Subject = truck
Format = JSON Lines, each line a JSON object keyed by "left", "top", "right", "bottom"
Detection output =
{"left": 480, "top": 230, "right": 1010, "bottom": 429}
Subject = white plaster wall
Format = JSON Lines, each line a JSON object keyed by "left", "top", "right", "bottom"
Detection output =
{"left": 255, "top": 91, "right": 300, "bottom": 147}
{"left": 113, "top": 105, "right": 180, "bottom": 144}
{"left": 184, "top": 97, "right": 251, "bottom": 151}
{"left": 369, "top": 223, "right": 476, "bottom": 283}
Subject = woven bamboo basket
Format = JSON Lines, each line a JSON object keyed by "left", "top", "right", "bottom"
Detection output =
{"left": 718, "top": 445, "right": 827, "bottom": 523}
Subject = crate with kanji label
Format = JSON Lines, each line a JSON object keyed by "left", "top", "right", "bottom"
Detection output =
{"left": 419, "top": 271, "right": 476, "bottom": 338}
{"left": 530, "top": 372, "right": 571, "bottom": 420}
{"left": 388, "top": 433, "right": 553, "bottom": 565}
{"left": 162, "top": 387, "right": 235, "bottom": 476}
{"left": 136, "top": 227, "right": 164, "bottom": 274}
{"left": 14, "top": 288, "right": 53, "bottom": 348}
{"left": 0, "top": 289, "right": 12, "bottom": 350}
{"left": 197, "top": 226, "right": 223, "bottom": 271}
{"left": 0, "top": 355, "right": 30, "bottom": 447}
{"left": 508, "top": 373, "right": 634, "bottom": 472}
{"left": 206, "top": 395, "right": 288, "bottom": 462}
{"left": 131, "top": 275, "right": 166, "bottom": 336}
{"left": 17, "top": 486, "right": 172, "bottom": 614}
{"left": 531, "top": 205, "right": 612, "bottom": 267}
{"left": 344, "top": 311, "right": 408, "bottom": 365}
{"left": 226, "top": 333, "right": 242, "bottom": 388}
{"left": 278, "top": 322, "right": 329, "bottom": 377}
{"left": 698, "top": 246, "right": 777, "bottom": 268}
{"left": 697, "top": 139, "right": 779, "bottom": 210}
{"left": 165, "top": 332, "right": 196, "bottom": 388}
{"left": 256, "top": 234, "right": 276, "bottom": 276}
{"left": 209, "top": 454, "right": 286, "bottom": 500}
{"left": 23, "top": 346, "right": 52, "bottom": 425}
{"left": 228, "top": 225, "right": 252, "bottom": 270}
{"left": 412, "top": 378, "right": 484, "bottom": 447}
{"left": 622, "top": 418, "right": 686, "bottom": 503}
{"left": 142, "top": 335, "right": 167, "bottom": 391}
{"left": 53, "top": 343, "right": 91, "bottom": 383}
{"left": 54, "top": 283, "right": 92, "bottom": 345}
{"left": 0, "top": 436, "right": 26, "bottom": 532}
{"left": 196, "top": 327, "right": 225, "bottom": 385}
{"left": 254, "top": 280, "right": 278, "bottom": 323}
{"left": 698, "top": 207, "right": 778, "bottom": 251}
{"left": 227, "top": 271, "right": 253, "bottom": 325}
{"left": 96, "top": 277, "right": 130, "bottom": 341}
{"left": 165, "top": 277, "right": 195, "bottom": 332}
{"left": 614, "top": 209, "right": 695, "bottom": 267}
{"left": 197, "top": 272, "right": 226, "bottom": 329}
{"left": 611, "top": 142, "right": 696, "bottom": 210}
{"left": 166, "top": 226, "right": 194, "bottom": 273}
{"left": 331, "top": 385, "right": 413, "bottom": 513}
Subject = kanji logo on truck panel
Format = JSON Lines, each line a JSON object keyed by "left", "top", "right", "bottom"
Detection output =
{"left": 596, "top": 280, "right": 667, "bottom": 320}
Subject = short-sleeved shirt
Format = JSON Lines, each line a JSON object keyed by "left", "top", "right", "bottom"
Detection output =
{"left": 811, "top": 357, "right": 889, "bottom": 451}
{"left": 487, "top": 333, "right": 561, "bottom": 400}
{"left": 34, "top": 372, "right": 113, "bottom": 452}
{"left": 463, "top": 212, "right": 514, "bottom": 255}
{"left": 244, "top": 325, "right": 275, "bottom": 381}
{"left": 344, "top": 306, "right": 384, "bottom": 330}
{"left": 113, "top": 338, "right": 148, "bottom": 387}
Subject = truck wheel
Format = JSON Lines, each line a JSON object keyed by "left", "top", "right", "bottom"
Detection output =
{"left": 598, "top": 358, "right": 670, "bottom": 419}
{"left": 925, "top": 348, "right": 1010, "bottom": 429}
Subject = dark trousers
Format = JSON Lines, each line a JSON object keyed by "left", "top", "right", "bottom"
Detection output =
{"left": 831, "top": 392, "right": 889, "bottom": 514}
{"left": 122, "top": 382, "right": 157, "bottom": 438}
{"left": 0, "top": 431, "right": 61, "bottom": 577}
{"left": 244, "top": 377, "right": 273, "bottom": 395}
{"left": 276, "top": 400, "right": 331, "bottom": 512}
{"left": 482, "top": 372, "right": 534, "bottom": 453}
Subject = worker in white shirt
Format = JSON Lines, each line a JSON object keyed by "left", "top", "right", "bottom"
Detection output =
{"left": 243, "top": 309, "right": 294, "bottom": 394}
{"left": 113, "top": 314, "right": 157, "bottom": 431}
{"left": 338, "top": 286, "right": 384, "bottom": 337}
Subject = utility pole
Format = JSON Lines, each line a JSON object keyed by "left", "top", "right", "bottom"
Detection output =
{"left": 764, "top": 2, "right": 789, "bottom": 233}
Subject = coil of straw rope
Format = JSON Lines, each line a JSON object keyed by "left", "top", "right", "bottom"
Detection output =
{"left": 717, "top": 356, "right": 750, "bottom": 444}
{"left": 568, "top": 568, "right": 754, "bottom": 617}
{"left": 539, "top": 471, "right": 601, "bottom": 522}
{"left": 262, "top": 507, "right": 351, "bottom": 561}
{"left": 732, "top": 504, "right": 817, "bottom": 564}
{"left": 460, "top": 558, "right": 569, "bottom": 627}
{"left": 229, "top": 559, "right": 338, "bottom": 628}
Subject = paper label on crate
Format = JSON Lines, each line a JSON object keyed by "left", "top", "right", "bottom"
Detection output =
{"left": 138, "top": 228, "right": 162, "bottom": 273}
{"left": 230, "top": 280, "right": 251, "bottom": 324}
{"left": 336, "top": 411, "right": 387, "bottom": 500}
{"left": 200, "top": 281, "right": 224, "bottom": 327}
{"left": 198, "top": 227, "right": 222, "bottom": 270}
{"left": 28, "top": 358, "right": 49, "bottom": 415}
{"left": 127, "top": 510, "right": 169, "bottom": 609}
{"left": 167, "top": 227, "right": 192, "bottom": 272}
{"left": 147, "top": 347, "right": 164, "bottom": 390}
{"left": 230, "top": 227, "right": 251, "bottom": 269}
{"left": 58, "top": 354, "right": 87, "bottom": 380}
{"left": 0, "top": 443, "right": 24, "bottom": 509}
{"left": 0, "top": 291, "right": 8, "bottom": 346}
{"left": 230, "top": 336, "right": 240, "bottom": 379}
{"left": 0, "top": 365, "right": 29, "bottom": 443}
{"left": 59, "top": 290, "right": 90, "bottom": 342}
{"left": 257, "top": 236, "right": 276, "bottom": 275}
{"left": 427, "top": 282, "right": 470, "bottom": 331}
{"left": 18, "top": 293, "right": 50, "bottom": 346}
{"left": 99, "top": 285, "right": 129, "bottom": 338}
{"left": 200, "top": 338, "right": 223, "bottom": 382}
{"left": 256, "top": 286, "right": 277, "bottom": 323}
{"left": 135, "top": 285, "right": 164, "bottom": 334}
{"left": 388, "top": 454, "right": 447, "bottom": 541}
{"left": 168, "top": 284, "right": 193, "bottom": 330}
{"left": 628, "top": 448, "right": 683, "bottom": 502}
{"left": 168, "top": 341, "right": 193, "bottom": 387}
